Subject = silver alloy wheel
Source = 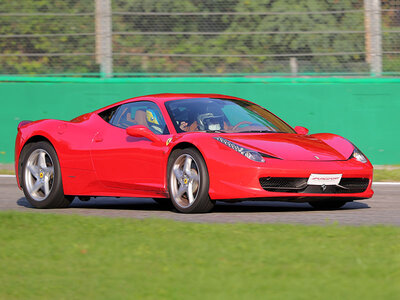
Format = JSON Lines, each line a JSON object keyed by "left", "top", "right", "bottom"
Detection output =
{"left": 24, "top": 149, "right": 55, "bottom": 201}
{"left": 170, "top": 154, "right": 200, "bottom": 208}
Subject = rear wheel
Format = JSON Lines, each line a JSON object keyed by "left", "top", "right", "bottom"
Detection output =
{"left": 168, "top": 148, "right": 215, "bottom": 213}
{"left": 21, "top": 141, "right": 72, "bottom": 208}
{"left": 308, "top": 199, "right": 348, "bottom": 210}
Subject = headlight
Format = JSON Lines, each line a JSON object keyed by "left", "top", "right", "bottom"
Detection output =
{"left": 214, "top": 137, "right": 265, "bottom": 162}
{"left": 351, "top": 147, "right": 367, "bottom": 163}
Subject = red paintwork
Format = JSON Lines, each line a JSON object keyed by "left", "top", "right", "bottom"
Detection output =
{"left": 15, "top": 93, "right": 373, "bottom": 201}
{"left": 294, "top": 126, "right": 309, "bottom": 135}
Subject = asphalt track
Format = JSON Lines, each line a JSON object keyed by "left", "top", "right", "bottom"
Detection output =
{"left": 0, "top": 176, "right": 399, "bottom": 226}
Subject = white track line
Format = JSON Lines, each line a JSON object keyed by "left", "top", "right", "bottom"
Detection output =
{"left": 0, "top": 174, "right": 399, "bottom": 184}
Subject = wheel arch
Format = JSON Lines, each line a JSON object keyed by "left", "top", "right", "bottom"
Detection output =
{"left": 169, "top": 141, "right": 197, "bottom": 154}
{"left": 168, "top": 142, "right": 209, "bottom": 165}
{"left": 165, "top": 142, "right": 209, "bottom": 195}
{"left": 17, "top": 135, "right": 58, "bottom": 188}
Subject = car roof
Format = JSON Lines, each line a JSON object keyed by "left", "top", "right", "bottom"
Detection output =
{"left": 93, "top": 93, "right": 246, "bottom": 113}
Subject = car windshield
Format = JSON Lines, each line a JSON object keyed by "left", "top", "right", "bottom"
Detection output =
{"left": 165, "top": 98, "right": 295, "bottom": 133}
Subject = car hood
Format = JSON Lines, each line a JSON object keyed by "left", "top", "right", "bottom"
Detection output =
{"left": 223, "top": 133, "right": 353, "bottom": 161}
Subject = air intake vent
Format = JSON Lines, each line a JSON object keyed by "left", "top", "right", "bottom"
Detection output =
{"left": 259, "top": 177, "right": 369, "bottom": 194}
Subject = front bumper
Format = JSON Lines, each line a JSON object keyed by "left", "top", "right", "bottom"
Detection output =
{"left": 207, "top": 157, "right": 373, "bottom": 201}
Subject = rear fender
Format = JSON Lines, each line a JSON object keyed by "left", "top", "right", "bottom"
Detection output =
{"left": 15, "top": 121, "right": 65, "bottom": 189}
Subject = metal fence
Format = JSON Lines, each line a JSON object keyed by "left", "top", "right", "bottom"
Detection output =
{"left": 1, "top": 0, "right": 400, "bottom": 77}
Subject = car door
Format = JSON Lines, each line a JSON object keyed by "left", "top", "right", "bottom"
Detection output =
{"left": 90, "top": 101, "right": 171, "bottom": 194}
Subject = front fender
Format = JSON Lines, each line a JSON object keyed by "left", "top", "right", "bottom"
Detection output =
{"left": 310, "top": 133, "right": 355, "bottom": 160}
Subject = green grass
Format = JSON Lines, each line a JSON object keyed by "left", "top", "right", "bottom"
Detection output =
{"left": 0, "top": 212, "right": 399, "bottom": 300}
{"left": 374, "top": 167, "right": 400, "bottom": 182}
{"left": 0, "top": 169, "right": 15, "bottom": 175}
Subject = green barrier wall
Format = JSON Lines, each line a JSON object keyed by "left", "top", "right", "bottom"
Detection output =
{"left": 0, "top": 77, "right": 399, "bottom": 165}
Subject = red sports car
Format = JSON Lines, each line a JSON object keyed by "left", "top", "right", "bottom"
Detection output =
{"left": 15, "top": 93, "right": 373, "bottom": 213}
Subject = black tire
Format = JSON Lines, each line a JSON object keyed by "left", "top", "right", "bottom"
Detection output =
{"left": 20, "top": 141, "right": 72, "bottom": 209}
{"left": 168, "top": 148, "right": 215, "bottom": 213}
{"left": 308, "top": 199, "right": 348, "bottom": 210}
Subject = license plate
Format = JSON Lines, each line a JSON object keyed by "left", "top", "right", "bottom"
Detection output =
{"left": 307, "top": 174, "right": 342, "bottom": 186}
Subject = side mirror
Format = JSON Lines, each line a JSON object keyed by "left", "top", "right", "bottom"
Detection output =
{"left": 126, "top": 125, "right": 162, "bottom": 143}
{"left": 294, "top": 126, "right": 309, "bottom": 135}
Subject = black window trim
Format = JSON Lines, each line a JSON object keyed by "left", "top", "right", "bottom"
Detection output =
{"left": 100, "top": 100, "right": 170, "bottom": 135}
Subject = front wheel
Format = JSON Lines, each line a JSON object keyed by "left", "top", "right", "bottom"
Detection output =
{"left": 21, "top": 141, "right": 72, "bottom": 209}
{"left": 168, "top": 148, "right": 215, "bottom": 213}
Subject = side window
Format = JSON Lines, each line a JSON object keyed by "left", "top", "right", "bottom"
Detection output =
{"left": 111, "top": 101, "right": 169, "bottom": 135}
{"left": 98, "top": 106, "right": 119, "bottom": 123}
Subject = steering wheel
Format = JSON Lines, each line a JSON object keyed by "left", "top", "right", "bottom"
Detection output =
{"left": 197, "top": 113, "right": 214, "bottom": 131}
{"left": 232, "top": 121, "right": 253, "bottom": 131}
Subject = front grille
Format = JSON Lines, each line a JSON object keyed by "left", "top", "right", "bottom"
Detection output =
{"left": 339, "top": 178, "right": 370, "bottom": 192}
{"left": 259, "top": 177, "right": 369, "bottom": 194}
{"left": 259, "top": 177, "right": 308, "bottom": 192}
